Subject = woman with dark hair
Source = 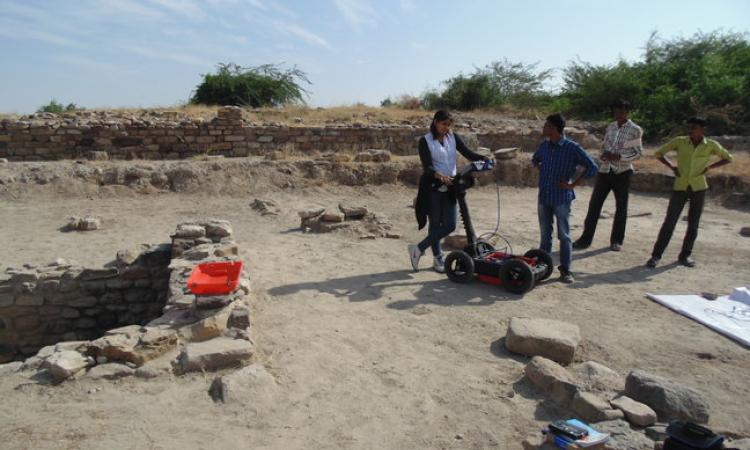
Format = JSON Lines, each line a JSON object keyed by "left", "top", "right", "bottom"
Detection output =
{"left": 409, "top": 110, "right": 490, "bottom": 272}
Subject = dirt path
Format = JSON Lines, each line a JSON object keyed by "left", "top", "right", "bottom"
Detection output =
{"left": 1, "top": 184, "right": 749, "bottom": 450}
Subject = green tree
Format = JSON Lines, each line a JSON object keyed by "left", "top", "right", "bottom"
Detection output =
{"left": 422, "top": 59, "right": 553, "bottom": 110}
{"left": 191, "top": 63, "right": 311, "bottom": 107}
{"left": 560, "top": 31, "right": 750, "bottom": 138}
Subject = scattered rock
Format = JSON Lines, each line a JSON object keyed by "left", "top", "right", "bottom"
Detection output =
{"left": 251, "top": 198, "right": 280, "bottom": 216}
{"left": 524, "top": 356, "right": 580, "bottom": 407}
{"left": 338, "top": 203, "right": 368, "bottom": 220}
{"left": 625, "top": 371, "right": 710, "bottom": 424}
{"left": 610, "top": 395, "right": 657, "bottom": 427}
{"left": 298, "top": 208, "right": 325, "bottom": 220}
{"left": 595, "top": 419, "right": 655, "bottom": 450}
{"left": 575, "top": 361, "right": 624, "bottom": 393}
{"left": 740, "top": 227, "right": 750, "bottom": 237}
{"left": 202, "top": 219, "right": 232, "bottom": 238}
{"left": 505, "top": 317, "right": 581, "bottom": 365}
{"left": 645, "top": 424, "right": 668, "bottom": 442}
{"left": 321, "top": 212, "right": 345, "bottom": 223}
{"left": 208, "top": 363, "right": 277, "bottom": 404}
{"left": 134, "top": 366, "right": 163, "bottom": 379}
{"left": 86, "top": 333, "right": 142, "bottom": 366}
{"left": 0, "top": 361, "right": 23, "bottom": 374}
{"left": 571, "top": 391, "right": 614, "bottom": 422}
{"left": 174, "top": 224, "right": 206, "bottom": 238}
{"left": 66, "top": 215, "right": 101, "bottom": 231}
{"left": 85, "top": 363, "right": 135, "bottom": 380}
{"left": 42, "top": 350, "right": 89, "bottom": 382}
{"left": 176, "top": 337, "right": 255, "bottom": 373}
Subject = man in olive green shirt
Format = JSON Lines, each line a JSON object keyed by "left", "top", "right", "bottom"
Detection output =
{"left": 647, "top": 117, "right": 733, "bottom": 268}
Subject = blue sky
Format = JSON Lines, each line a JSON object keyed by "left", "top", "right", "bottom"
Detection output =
{"left": 1, "top": 0, "right": 748, "bottom": 113}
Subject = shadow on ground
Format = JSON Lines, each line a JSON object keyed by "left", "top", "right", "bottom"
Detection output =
{"left": 267, "top": 269, "right": 525, "bottom": 309}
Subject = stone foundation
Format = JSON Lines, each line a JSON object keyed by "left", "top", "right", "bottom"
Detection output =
{"left": 0, "top": 107, "right": 603, "bottom": 161}
{"left": 0, "top": 246, "right": 171, "bottom": 362}
{"left": 0, "top": 219, "right": 252, "bottom": 374}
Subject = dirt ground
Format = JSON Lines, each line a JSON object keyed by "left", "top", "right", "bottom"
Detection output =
{"left": 0, "top": 177, "right": 749, "bottom": 449}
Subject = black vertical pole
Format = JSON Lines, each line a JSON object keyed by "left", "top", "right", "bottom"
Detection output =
{"left": 456, "top": 192, "right": 478, "bottom": 257}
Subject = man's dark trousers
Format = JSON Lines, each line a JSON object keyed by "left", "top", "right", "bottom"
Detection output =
{"left": 577, "top": 169, "right": 632, "bottom": 247}
{"left": 651, "top": 186, "right": 706, "bottom": 260}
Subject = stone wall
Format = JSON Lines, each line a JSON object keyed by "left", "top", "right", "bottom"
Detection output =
{"left": 1, "top": 107, "right": 747, "bottom": 162}
{"left": 0, "top": 246, "right": 171, "bottom": 362}
{"left": 0, "top": 107, "right": 602, "bottom": 161}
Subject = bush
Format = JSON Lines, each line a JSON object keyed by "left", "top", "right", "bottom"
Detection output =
{"left": 37, "top": 99, "right": 82, "bottom": 114}
{"left": 560, "top": 31, "right": 750, "bottom": 138}
{"left": 421, "top": 59, "right": 553, "bottom": 111}
{"left": 191, "top": 63, "right": 311, "bottom": 107}
{"left": 381, "top": 94, "right": 423, "bottom": 109}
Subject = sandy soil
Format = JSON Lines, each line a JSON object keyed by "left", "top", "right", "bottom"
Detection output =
{"left": 0, "top": 180, "right": 749, "bottom": 450}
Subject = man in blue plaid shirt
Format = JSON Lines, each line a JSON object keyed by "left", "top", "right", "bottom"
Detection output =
{"left": 532, "top": 114, "right": 598, "bottom": 283}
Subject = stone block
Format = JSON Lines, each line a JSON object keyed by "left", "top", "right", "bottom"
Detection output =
{"left": 228, "top": 307, "right": 251, "bottom": 330}
{"left": 174, "top": 224, "right": 206, "bottom": 238}
{"left": 625, "top": 371, "right": 710, "bottom": 424}
{"left": 85, "top": 363, "right": 135, "bottom": 380}
{"left": 524, "top": 356, "right": 581, "bottom": 407}
{"left": 43, "top": 350, "right": 89, "bottom": 382}
{"left": 208, "top": 363, "right": 277, "bottom": 404}
{"left": 176, "top": 337, "right": 255, "bottom": 373}
{"left": 505, "top": 317, "right": 581, "bottom": 365}
{"left": 610, "top": 395, "right": 658, "bottom": 427}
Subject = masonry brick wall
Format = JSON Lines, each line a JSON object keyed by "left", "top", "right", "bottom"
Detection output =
{"left": 0, "top": 245, "right": 171, "bottom": 362}
{"left": 0, "top": 107, "right": 602, "bottom": 161}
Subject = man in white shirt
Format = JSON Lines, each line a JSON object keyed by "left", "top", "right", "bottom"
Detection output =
{"left": 573, "top": 100, "right": 643, "bottom": 251}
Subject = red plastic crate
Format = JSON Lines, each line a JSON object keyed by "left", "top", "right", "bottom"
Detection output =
{"left": 186, "top": 261, "right": 243, "bottom": 295}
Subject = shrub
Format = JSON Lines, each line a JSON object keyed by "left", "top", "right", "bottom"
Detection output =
{"left": 191, "top": 63, "right": 311, "bottom": 107}
{"left": 421, "top": 59, "right": 553, "bottom": 111}
{"left": 37, "top": 99, "right": 82, "bottom": 114}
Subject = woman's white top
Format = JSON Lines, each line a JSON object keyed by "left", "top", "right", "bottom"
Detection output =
{"left": 424, "top": 132, "right": 457, "bottom": 176}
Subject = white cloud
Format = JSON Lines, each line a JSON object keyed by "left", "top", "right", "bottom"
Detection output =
{"left": 0, "top": 18, "right": 80, "bottom": 47}
{"left": 147, "top": 0, "right": 206, "bottom": 20}
{"left": 120, "top": 44, "right": 207, "bottom": 66}
{"left": 93, "top": 0, "right": 165, "bottom": 20}
{"left": 54, "top": 54, "right": 122, "bottom": 73}
{"left": 333, "top": 0, "right": 378, "bottom": 27}
{"left": 273, "top": 20, "right": 332, "bottom": 49}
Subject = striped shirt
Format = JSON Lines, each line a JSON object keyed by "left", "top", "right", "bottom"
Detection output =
{"left": 598, "top": 119, "right": 643, "bottom": 174}
{"left": 532, "top": 137, "right": 598, "bottom": 205}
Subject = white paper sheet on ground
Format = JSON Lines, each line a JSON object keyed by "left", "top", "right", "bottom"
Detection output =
{"left": 646, "top": 290, "right": 750, "bottom": 347}
{"left": 729, "top": 286, "right": 750, "bottom": 305}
